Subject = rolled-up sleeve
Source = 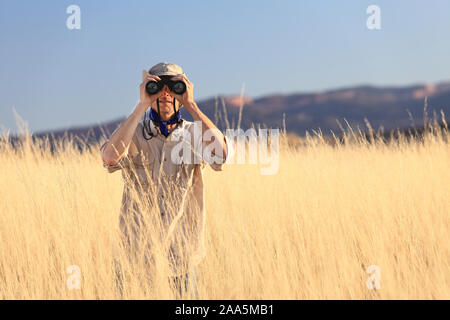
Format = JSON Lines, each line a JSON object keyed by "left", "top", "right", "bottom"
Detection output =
{"left": 200, "top": 134, "right": 230, "bottom": 171}
{"left": 100, "top": 141, "right": 133, "bottom": 174}
{"left": 100, "top": 124, "right": 141, "bottom": 174}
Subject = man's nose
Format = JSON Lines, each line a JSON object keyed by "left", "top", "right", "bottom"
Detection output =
{"left": 162, "top": 85, "right": 172, "bottom": 95}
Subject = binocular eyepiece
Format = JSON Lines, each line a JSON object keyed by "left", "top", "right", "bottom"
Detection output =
{"left": 145, "top": 75, "right": 186, "bottom": 95}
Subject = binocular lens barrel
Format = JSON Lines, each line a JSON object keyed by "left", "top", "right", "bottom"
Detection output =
{"left": 172, "top": 82, "right": 186, "bottom": 94}
{"left": 146, "top": 82, "right": 160, "bottom": 95}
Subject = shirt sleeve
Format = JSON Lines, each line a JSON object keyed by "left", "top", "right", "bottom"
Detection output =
{"left": 100, "top": 125, "right": 139, "bottom": 174}
{"left": 100, "top": 141, "right": 133, "bottom": 173}
{"left": 200, "top": 134, "right": 230, "bottom": 172}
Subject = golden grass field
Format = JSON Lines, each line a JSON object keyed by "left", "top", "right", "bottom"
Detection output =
{"left": 0, "top": 115, "right": 449, "bottom": 300}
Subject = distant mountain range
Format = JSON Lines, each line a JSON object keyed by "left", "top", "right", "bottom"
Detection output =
{"left": 10, "top": 81, "right": 450, "bottom": 147}
{"left": 209, "top": 81, "right": 450, "bottom": 136}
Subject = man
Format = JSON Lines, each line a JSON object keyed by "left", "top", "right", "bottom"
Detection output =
{"left": 100, "top": 62, "right": 229, "bottom": 299}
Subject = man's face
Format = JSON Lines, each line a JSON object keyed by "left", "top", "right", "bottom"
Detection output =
{"left": 151, "top": 77, "right": 178, "bottom": 117}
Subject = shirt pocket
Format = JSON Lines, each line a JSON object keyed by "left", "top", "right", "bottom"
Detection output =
{"left": 172, "top": 161, "right": 195, "bottom": 190}
{"left": 133, "top": 149, "right": 155, "bottom": 168}
{"left": 130, "top": 150, "right": 156, "bottom": 184}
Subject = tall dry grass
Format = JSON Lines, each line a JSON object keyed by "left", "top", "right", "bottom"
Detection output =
{"left": 0, "top": 113, "right": 449, "bottom": 300}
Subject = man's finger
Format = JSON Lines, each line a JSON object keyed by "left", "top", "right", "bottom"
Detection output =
{"left": 172, "top": 75, "right": 190, "bottom": 84}
{"left": 147, "top": 76, "right": 160, "bottom": 82}
{"left": 180, "top": 75, "right": 191, "bottom": 84}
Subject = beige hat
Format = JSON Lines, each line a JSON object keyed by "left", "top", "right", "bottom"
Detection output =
{"left": 148, "top": 62, "right": 185, "bottom": 77}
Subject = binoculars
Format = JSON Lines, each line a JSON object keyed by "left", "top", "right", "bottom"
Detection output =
{"left": 145, "top": 75, "right": 186, "bottom": 95}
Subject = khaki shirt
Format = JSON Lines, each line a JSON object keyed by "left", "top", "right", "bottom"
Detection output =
{"left": 100, "top": 113, "right": 228, "bottom": 276}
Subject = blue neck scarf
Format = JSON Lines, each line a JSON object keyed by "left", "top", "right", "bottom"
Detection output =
{"left": 149, "top": 107, "right": 181, "bottom": 137}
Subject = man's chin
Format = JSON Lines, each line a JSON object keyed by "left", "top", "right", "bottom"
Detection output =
{"left": 152, "top": 102, "right": 178, "bottom": 114}
{"left": 159, "top": 104, "right": 173, "bottom": 110}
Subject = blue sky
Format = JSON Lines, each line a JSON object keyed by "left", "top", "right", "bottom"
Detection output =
{"left": 1, "top": 0, "right": 449, "bottom": 134}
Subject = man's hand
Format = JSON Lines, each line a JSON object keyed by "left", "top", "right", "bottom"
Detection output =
{"left": 170, "top": 74, "right": 195, "bottom": 108}
{"left": 139, "top": 70, "right": 163, "bottom": 107}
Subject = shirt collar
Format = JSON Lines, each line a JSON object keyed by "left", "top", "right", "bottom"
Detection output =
{"left": 145, "top": 115, "right": 187, "bottom": 141}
